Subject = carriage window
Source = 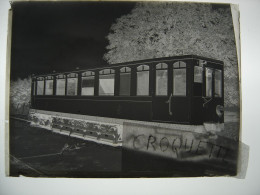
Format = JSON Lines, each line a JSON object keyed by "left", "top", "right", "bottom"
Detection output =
{"left": 206, "top": 68, "right": 213, "bottom": 97}
{"left": 45, "top": 76, "right": 53, "bottom": 95}
{"left": 214, "top": 69, "right": 222, "bottom": 97}
{"left": 99, "top": 69, "right": 115, "bottom": 96}
{"left": 120, "top": 67, "right": 131, "bottom": 96}
{"left": 194, "top": 66, "right": 203, "bottom": 83}
{"left": 156, "top": 63, "right": 168, "bottom": 96}
{"left": 137, "top": 65, "right": 149, "bottom": 96}
{"left": 36, "top": 78, "right": 44, "bottom": 95}
{"left": 67, "top": 73, "right": 78, "bottom": 96}
{"left": 173, "top": 61, "right": 186, "bottom": 96}
{"left": 82, "top": 71, "right": 95, "bottom": 96}
{"left": 56, "top": 75, "right": 65, "bottom": 95}
{"left": 45, "top": 80, "right": 53, "bottom": 95}
{"left": 194, "top": 66, "right": 203, "bottom": 96}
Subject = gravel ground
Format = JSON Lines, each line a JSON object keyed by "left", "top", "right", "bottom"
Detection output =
{"left": 9, "top": 119, "right": 122, "bottom": 177}
{"left": 9, "top": 118, "right": 237, "bottom": 178}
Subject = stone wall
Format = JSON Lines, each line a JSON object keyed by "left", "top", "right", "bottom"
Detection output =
{"left": 123, "top": 121, "right": 238, "bottom": 166}
{"left": 29, "top": 109, "right": 123, "bottom": 147}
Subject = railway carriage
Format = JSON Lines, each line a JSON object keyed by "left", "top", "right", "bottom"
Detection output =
{"left": 31, "top": 55, "right": 224, "bottom": 125}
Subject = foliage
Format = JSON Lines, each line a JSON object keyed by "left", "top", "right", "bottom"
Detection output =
{"left": 10, "top": 77, "right": 31, "bottom": 106}
{"left": 104, "top": 2, "right": 239, "bottom": 107}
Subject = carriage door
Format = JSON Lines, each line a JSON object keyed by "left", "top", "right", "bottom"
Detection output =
{"left": 152, "top": 61, "right": 189, "bottom": 123}
{"left": 170, "top": 61, "right": 190, "bottom": 123}
{"left": 152, "top": 63, "right": 172, "bottom": 122}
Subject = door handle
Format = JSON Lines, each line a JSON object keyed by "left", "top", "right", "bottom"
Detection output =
{"left": 165, "top": 93, "right": 173, "bottom": 116}
{"left": 202, "top": 96, "right": 212, "bottom": 107}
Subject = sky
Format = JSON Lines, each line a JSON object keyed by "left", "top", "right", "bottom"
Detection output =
{"left": 10, "top": 1, "right": 136, "bottom": 80}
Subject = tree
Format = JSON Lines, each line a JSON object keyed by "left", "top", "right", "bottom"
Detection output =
{"left": 104, "top": 2, "right": 239, "bottom": 108}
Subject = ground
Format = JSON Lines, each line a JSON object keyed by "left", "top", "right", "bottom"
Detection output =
{"left": 9, "top": 118, "right": 237, "bottom": 178}
{"left": 9, "top": 119, "right": 122, "bottom": 177}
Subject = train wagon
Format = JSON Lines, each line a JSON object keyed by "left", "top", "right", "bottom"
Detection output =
{"left": 31, "top": 55, "right": 224, "bottom": 125}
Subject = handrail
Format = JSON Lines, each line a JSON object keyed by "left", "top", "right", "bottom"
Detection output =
{"left": 166, "top": 93, "right": 173, "bottom": 116}
{"left": 202, "top": 96, "right": 212, "bottom": 107}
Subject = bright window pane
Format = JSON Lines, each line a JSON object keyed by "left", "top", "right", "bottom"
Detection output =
{"left": 137, "top": 71, "right": 149, "bottom": 95}
{"left": 82, "top": 76, "right": 94, "bottom": 96}
{"left": 37, "top": 81, "right": 44, "bottom": 95}
{"left": 156, "top": 69, "right": 167, "bottom": 95}
{"left": 120, "top": 73, "right": 131, "bottom": 96}
{"left": 194, "top": 66, "right": 203, "bottom": 83}
{"left": 214, "top": 69, "right": 222, "bottom": 97}
{"left": 56, "top": 79, "right": 65, "bottom": 95}
{"left": 67, "top": 78, "right": 78, "bottom": 96}
{"left": 173, "top": 69, "right": 186, "bottom": 96}
{"left": 206, "top": 68, "right": 213, "bottom": 97}
{"left": 99, "top": 74, "right": 114, "bottom": 96}
{"left": 45, "top": 80, "right": 53, "bottom": 95}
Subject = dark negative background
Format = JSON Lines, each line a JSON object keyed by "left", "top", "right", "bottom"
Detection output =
{"left": 11, "top": 1, "right": 135, "bottom": 80}
{"left": 9, "top": 1, "right": 238, "bottom": 177}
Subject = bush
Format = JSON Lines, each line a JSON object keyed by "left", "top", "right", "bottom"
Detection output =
{"left": 10, "top": 77, "right": 31, "bottom": 114}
